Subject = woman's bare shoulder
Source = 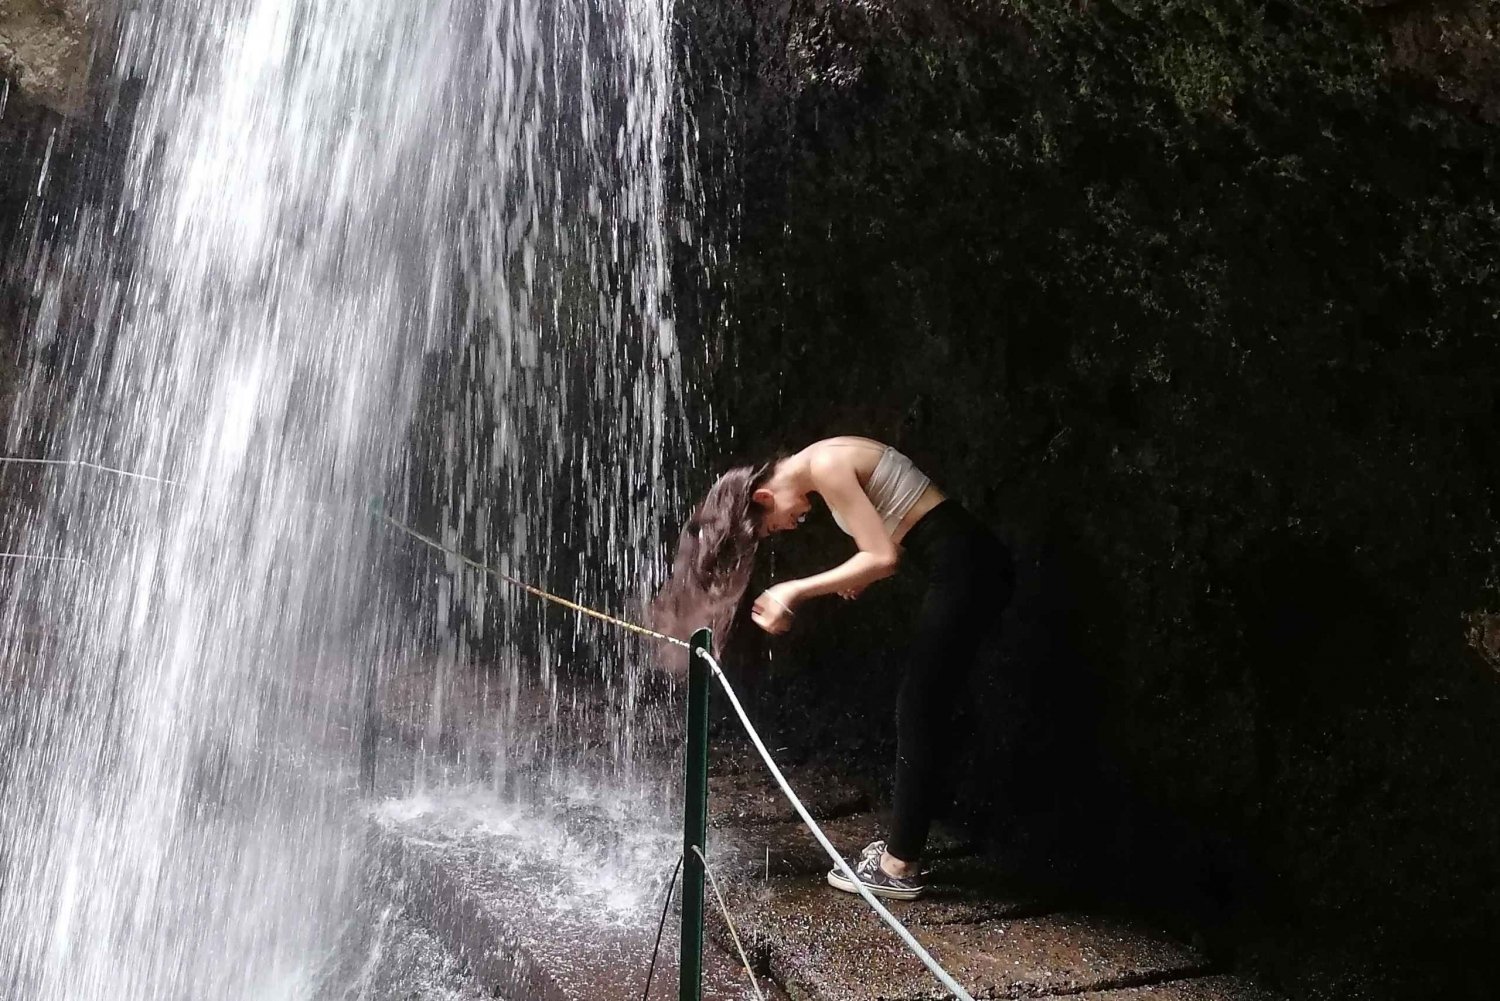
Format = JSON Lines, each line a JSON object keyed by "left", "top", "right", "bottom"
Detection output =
{"left": 804, "top": 437, "right": 886, "bottom": 478}
{"left": 808, "top": 435, "right": 888, "bottom": 453}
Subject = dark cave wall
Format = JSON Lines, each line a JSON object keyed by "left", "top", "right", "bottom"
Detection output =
{"left": 674, "top": 1, "right": 1500, "bottom": 997}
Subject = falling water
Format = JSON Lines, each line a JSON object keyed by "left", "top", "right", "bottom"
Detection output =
{"left": 0, "top": 0, "right": 687, "bottom": 998}
{"left": 413, "top": 0, "right": 689, "bottom": 800}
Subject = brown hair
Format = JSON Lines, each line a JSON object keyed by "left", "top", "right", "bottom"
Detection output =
{"left": 648, "top": 460, "right": 777, "bottom": 673}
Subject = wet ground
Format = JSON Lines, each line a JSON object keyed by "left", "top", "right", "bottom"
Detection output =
{"left": 356, "top": 657, "right": 778, "bottom": 1001}
{"left": 316, "top": 911, "right": 498, "bottom": 1001}
{"left": 347, "top": 660, "right": 1286, "bottom": 1001}
{"left": 684, "top": 742, "right": 1284, "bottom": 1001}
{"left": 370, "top": 794, "right": 777, "bottom": 1001}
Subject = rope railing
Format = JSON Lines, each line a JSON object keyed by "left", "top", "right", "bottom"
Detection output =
{"left": 640, "top": 848, "right": 767, "bottom": 1001}
{"left": 374, "top": 510, "right": 690, "bottom": 649}
{"left": 694, "top": 644, "right": 977, "bottom": 1001}
{"left": 379, "top": 521, "right": 976, "bottom": 998}
{"left": 691, "top": 844, "right": 767, "bottom": 1001}
{"left": 0, "top": 452, "right": 976, "bottom": 1001}
{"left": 0, "top": 455, "right": 174, "bottom": 572}
{"left": 0, "top": 454, "right": 688, "bottom": 647}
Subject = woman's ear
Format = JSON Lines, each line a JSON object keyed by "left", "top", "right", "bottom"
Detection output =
{"left": 751, "top": 487, "right": 775, "bottom": 509}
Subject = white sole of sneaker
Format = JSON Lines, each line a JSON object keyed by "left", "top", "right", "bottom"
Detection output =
{"left": 825, "top": 869, "right": 926, "bottom": 901}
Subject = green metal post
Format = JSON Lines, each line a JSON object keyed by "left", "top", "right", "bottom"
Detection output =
{"left": 679, "top": 627, "right": 712, "bottom": 1001}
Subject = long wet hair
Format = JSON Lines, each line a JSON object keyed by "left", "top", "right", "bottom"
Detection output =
{"left": 648, "top": 460, "right": 778, "bottom": 673}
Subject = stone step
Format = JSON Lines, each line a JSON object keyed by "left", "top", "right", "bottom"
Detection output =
{"left": 358, "top": 673, "right": 1277, "bottom": 1001}
{"left": 1073, "top": 977, "right": 1283, "bottom": 1001}
{"left": 728, "top": 878, "right": 1211, "bottom": 1001}
{"left": 700, "top": 808, "right": 1279, "bottom": 1001}
{"left": 314, "top": 909, "right": 498, "bottom": 1000}
{"left": 707, "top": 814, "right": 1051, "bottom": 928}
{"left": 374, "top": 820, "right": 784, "bottom": 1001}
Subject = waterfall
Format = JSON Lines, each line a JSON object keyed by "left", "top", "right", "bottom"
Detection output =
{"left": 0, "top": 0, "right": 686, "bottom": 997}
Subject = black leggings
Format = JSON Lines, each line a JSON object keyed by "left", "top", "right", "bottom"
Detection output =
{"left": 886, "top": 500, "right": 1014, "bottom": 863}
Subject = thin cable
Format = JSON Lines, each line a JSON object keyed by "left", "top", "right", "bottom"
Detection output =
{"left": 0, "top": 553, "right": 90, "bottom": 568}
{"left": 0, "top": 455, "right": 178, "bottom": 485}
{"left": 0, "top": 453, "right": 686, "bottom": 649}
{"left": 641, "top": 853, "right": 684, "bottom": 1001}
{"left": 695, "top": 646, "right": 977, "bottom": 1001}
{"left": 76, "top": 459, "right": 178, "bottom": 485}
{"left": 690, "top": 844, "right": 766, "bottom": 1001}
{"left": 377, "top": 512, "right": 689, "bottom": 649}
{"left": 0, "top": 456, "right": 70, "bottom": 470}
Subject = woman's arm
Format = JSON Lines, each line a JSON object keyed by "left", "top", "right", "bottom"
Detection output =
{"left": 798, "top": 448, "right": 900, "bottom": 596}
{"left": 751, "top": 450, "right": 899, "bottom": 633}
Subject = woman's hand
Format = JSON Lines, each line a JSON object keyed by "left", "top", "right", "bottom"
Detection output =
{"left": 751, "top": 582, "right": 801, "bottom": 635}
{"left": 838, "top": 585, "right": 866, "bottom": 601}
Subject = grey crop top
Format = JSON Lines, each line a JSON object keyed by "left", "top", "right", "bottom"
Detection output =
{"left": 829, "top": 445, "right": 932, "bottom": 537}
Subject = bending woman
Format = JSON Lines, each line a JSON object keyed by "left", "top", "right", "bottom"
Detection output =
{"left": 651, "top": 436, "right": 1014, "bottom": 900}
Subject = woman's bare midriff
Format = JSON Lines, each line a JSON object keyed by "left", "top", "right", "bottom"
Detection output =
{"left": 806, "top": 436, "right": 947, "bottom": 546}
{"left": 891, "top": 484, "right": 946, "bottom": 545}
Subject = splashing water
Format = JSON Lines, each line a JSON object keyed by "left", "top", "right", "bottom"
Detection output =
{"left": 0, "top": 0, "right": 688, "bottom": 998}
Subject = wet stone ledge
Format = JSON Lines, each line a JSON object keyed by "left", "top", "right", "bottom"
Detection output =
{"left": 360, "top": 666, "right": 1281, "bottom": 1001}
{"left": 372, "top": 810, "right": 782, "bottom": 1001}
{"left": 703, "top": 772, "right": 1283, "bottom": 1001}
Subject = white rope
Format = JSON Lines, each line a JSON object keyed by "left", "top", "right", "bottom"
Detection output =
{"left": 689, "top": 844, "right": 767, "bottom": 1001}
{"left": 695, "top": 646, "right": 977, "bottom": 1001}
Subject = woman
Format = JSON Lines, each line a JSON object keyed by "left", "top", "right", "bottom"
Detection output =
{"left": 651, "top": 436, "right": 1014, "bottom": 901}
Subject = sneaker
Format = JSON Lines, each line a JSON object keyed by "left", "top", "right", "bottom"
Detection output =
{"left": 826, "top": 840, "right": 927, "bottom": 901}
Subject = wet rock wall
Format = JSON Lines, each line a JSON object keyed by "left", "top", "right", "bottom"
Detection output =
{"left": 0, "top": 1, "right": 112, "bottom": 448}
{"left": 672, "top": 2, "right": 1500, "bottom": 998}
{"left": 0, "top": 4, "right": 148, "bottom": 588}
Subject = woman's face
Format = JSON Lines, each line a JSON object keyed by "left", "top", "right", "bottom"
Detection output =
{"left": 752, "top": 470, "right": 811, "bottom": 535}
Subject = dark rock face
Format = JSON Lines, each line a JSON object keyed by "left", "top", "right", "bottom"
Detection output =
{"left": 0, "top": 1, "right": 95, "bottom": 116}
{"left": 0, "top": 2, "right": 102, "bottom": 434}
{"left": 1374, "top": 0, "right": 1500, "bottom": 124}
{"left": 0, "top": 80, "right": 53, "bottom": 361}
{"left": 675, "top": 2, "right": 1500, "bottom": 998}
